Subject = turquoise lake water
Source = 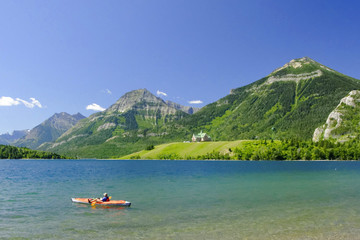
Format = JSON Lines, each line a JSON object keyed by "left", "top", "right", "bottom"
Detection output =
{"left": 1, "top": 160, "right": 360, "bottom": 239}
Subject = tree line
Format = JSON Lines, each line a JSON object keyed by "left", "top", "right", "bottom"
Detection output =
{"left": 0, "top": 145, "right": 67, "bottom": 159}
{"left": 231, "top": 139, "right": 360, "bottom": 160}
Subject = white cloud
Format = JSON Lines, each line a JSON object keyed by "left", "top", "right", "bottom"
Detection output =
{"left": 0, "top": 97, "right": 21, "bottom": 106}
{"left": 0, "top": 96, "right": 42, "bottom": 108}
{"left": 86, "top": 103, "right": 106, "bottom": 111}
{"left": 157, "top": 90, "right": 167, "bottom": 97}
{"left": 188, "top": 100, "right": 203, "bottom": 104}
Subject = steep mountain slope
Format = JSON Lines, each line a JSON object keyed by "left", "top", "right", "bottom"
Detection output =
{"left": 15, "top": 112, "right": 85, "bottom": 149}
{"left": 0, "top": 130, "right": 29, "bottom": 145}
{"left": 313, "top": 90, "right": 360, "bottom": 142}
{"left": 41, "top": 89, "right": 192, "bottom": 158}
{"left": 179, "top": 57, "right": 360, "bottom": 140}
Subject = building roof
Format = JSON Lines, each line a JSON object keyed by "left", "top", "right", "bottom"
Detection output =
{"left": 193, "top": 130, "right": 210, "bottom": 138}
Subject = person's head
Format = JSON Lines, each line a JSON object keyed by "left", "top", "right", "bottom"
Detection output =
{"left": 103, "top": 193, "right": 108, "bottom": 197}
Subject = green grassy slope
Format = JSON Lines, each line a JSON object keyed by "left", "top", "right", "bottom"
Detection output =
{"left": 120, "top": 140, "right": 247, "bottom": 159}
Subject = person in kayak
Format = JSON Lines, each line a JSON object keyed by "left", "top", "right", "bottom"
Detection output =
{"left": 101, "top": 193, "right": 110, "bottom": 202}
{"left": 88, "top": 193, "right": 110, "bottom": 203}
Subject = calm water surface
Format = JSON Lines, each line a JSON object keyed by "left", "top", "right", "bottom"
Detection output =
{"left": 1, "top": 160, "right": 360, "bottom": 239}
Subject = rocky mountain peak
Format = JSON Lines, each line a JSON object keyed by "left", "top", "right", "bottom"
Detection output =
{"left": 270, "top": 57, "right": 317, "bottom": 74}
{"left": 107, "top": 88, "right": 165, "bottom": 113}
{"left": 264, "top": 57, "right": 337, "bottom": 85}
{"left": 47, "top": 112, "right": 85, "bottom": 125}
{"left": 106, "top": 89, "right": 197, "bottom": 115}
{"left": 72, "top": 112, "right": 86, "bottom": 120}
{"left": 290, "top": 56, "right": 314, "bottom": 63}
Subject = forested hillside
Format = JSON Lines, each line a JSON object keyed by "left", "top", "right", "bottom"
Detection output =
{"left": 179, "top": 57, "right": 360, "bottom": 140}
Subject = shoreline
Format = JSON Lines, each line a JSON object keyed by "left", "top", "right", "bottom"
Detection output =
{"left": 5, "top": 158, "right": 360, "bottom": 162}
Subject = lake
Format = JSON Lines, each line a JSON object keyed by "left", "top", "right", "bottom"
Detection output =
{"left": 1, "top": 160, "right": 360, "bottom": 239}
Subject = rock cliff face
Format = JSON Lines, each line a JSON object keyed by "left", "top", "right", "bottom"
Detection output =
{"left": 15, "top": 112, "right": 85, "bottom": 149}
{"left": 266, "top": 70, "right": 323, "bottom": 84}
{"left": 313, "top": 90, "right": 360, "bottom": 142}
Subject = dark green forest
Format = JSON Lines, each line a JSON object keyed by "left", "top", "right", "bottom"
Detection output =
{"left": 0, "top": 145, "right": 67, "bottom": 159}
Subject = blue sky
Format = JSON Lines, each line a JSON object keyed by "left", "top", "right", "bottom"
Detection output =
{"left": 1, "top": 0, "right": 360, "bottom": 134}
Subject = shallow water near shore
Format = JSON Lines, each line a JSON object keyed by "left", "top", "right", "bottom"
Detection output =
{"left": 1, "top": 160, "right": 360, "bottom": 239}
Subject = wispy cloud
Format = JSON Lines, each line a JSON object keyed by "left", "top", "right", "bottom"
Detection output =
{"left": 102, "top": 89, "right": 112, "bottom": 95}
{"left": 188, "top": 100, "right": 203, "bottom": 104}
{"left": 0, "top": 96, "right": 43, "bottom": 108}
{"left": 157, "top": 90, "right": 167, "bottom": 97}
{"left": 17, "top": 98, "right": 43, "bottom": 108}
{"left": 86, "top": 103, "right": 106, "bottom": 111}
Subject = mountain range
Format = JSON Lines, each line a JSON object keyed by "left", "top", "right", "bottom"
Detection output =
{"left": 7, "top": 57, "right": 360, "bottom": 158}
{"left": 0, "top": 130, "right": 29, "bottom": 145}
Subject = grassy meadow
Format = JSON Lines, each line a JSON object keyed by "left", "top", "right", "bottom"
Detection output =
{"left": 120, "top": 140, "right": 248, "bottom": 160}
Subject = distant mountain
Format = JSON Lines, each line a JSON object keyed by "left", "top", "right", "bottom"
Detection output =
{"left": 15, "top": 112, "right": 85, "bottom": 149}
{"left": 165, "top": 100, "right": 200, "bottom": 114}
{"left": 313, "top": 90, "right": 360, "bottom": 142}
{"left": 40, "top": 89, "right": 194, "bottom": 158}
{"left": 0, "top": 130, "right": 29, "bottom": 145}
{"left": 178, "top": 57, "right": 360, "bottom": 140}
